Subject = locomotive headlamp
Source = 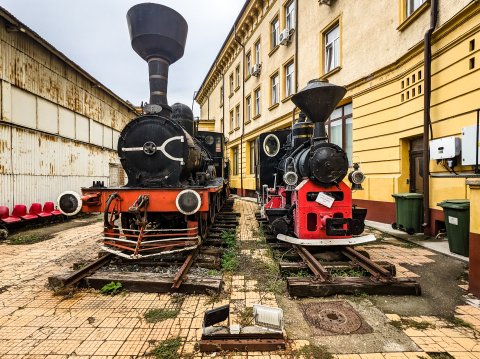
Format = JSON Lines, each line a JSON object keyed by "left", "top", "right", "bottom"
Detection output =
{"left": 176, "top": 189, "right": 202, "bottom": 215}
{"left": 283, "top": 171, "right": 298, "bottom": 186}
{"left": 57, "top": 191, "right": 83, "bottom": 216}
{"left": 348, "top": 163, "right": 365, "bottom": 190}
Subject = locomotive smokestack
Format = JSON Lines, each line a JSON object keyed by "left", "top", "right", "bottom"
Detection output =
{"left": 127, "top": 3, "right": 188, "bottom": 112}
{"left": 291, "top": 79, "right": 346, "bottom": 125}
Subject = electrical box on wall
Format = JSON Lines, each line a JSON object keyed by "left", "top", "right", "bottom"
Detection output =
{"left": 462, "top": 125, "right": 480, "bottom": 165}
{"left": 429, "top": 137, "right": 461, "bottom": 160}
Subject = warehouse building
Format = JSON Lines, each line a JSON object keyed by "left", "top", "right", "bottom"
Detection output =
{"left": 0, "top": 7, "right": 137, "bottom": 209}
{"left": 195, "top": 0, "right": 479, "bottom": 237}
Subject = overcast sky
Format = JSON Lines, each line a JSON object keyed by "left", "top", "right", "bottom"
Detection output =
{"left": 1, "top": 0, "right": 245, "bottom": 116}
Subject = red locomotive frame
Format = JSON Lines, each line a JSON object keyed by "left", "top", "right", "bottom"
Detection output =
{"left": 80, "top": 183, "right": 227, "bottom": 259}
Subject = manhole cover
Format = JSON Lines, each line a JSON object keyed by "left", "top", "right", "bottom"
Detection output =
{"left": 300, "top": 301, "right": 372, "bottom": 336}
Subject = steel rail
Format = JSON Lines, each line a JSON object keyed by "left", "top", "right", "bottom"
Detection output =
{"left": 172, "top": 247, "right": 199, "bottom": 289}
{"left": 294, "top": 245, "right": 331, "bottom": 281}
{"left": 341, "top": 246, "right": 392, "bottom": 279}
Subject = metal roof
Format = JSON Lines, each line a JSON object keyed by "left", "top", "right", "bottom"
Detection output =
{"left": 0, "top": 5, "right": 136, "bottom": 112}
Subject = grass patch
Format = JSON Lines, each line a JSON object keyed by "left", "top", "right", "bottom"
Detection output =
{"left": 207, "top": 269, "right": 221, "bottom": 276}
{"left": 204, "top": 288, "right": 229, "bottom": 306}
{"left": 330, "top": 267, "right": 367, "bottom": 278}
{"left": 221, "top": 230, "right": 238, "bottom": 273}
{"left": 290, "top": 270, "right": 311, "bottom": 278}
{"left": 144, "top": 309, "right": 179, "bottom": 323}
{"left": 445, "top": 316, "right": 475, "bottom": 330}
{"left": 393, "top": 241, "right": 421, "bottom": 249}
{"left": 8, "top": 234, "right": 52, "bottom": 245}
{"left": 293, "top": 343, "right": 333, "bottom": 359}
{"left": 150, "top": 338, "right": 182, "bottom": 359}
{"left": 390, "top": 318, "right": 436, "bottom": 330}
{"left": 238, "top": 306, "right": 254, "bottom": 326}
{"left": 170, "top": 293, "right": 185, "bottom": 304}
{"left": 100, "top": 281, "right": 123, "bottom": 295}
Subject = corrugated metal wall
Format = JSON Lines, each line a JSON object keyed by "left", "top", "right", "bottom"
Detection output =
{"left": 0, "top": 14, "right": 134, "bottom": 210}
{"left": 0, "top": 125, "right": 119, "bottom": 208}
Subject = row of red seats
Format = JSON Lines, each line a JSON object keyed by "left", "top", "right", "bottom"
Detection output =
{"left": 0, "top": 202, "right": 62, "bottom": 224}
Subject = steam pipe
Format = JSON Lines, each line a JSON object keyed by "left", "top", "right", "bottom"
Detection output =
{"left": 148, "top": 57, "right": 170, "bottom": 107}
{"left": 422, "top": 0, "right": 439, "bottom": 232}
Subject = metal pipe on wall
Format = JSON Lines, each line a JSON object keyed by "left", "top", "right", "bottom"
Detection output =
{"left": 234, "top": 27, "right": 245, "bottom": 196}
{"left": 294, "top": 0, "right": 299, "bottom": 94}
{"left": 422, "top": 0, "right": 439, "bottom": 233}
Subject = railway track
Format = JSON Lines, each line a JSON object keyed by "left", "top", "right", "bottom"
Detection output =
{"left": 255, "top": 212, "right": 421, "bottom": 297}
{"left": 48, "top": 198, "right": 239, "bottom": 294}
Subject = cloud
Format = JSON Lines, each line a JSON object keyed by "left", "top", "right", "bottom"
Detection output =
{"left": 1, "top": 0, "right": 245, "bottom": 116}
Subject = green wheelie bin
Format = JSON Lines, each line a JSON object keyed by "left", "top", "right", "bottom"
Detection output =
{"left": 438, "top": 199, "right": 470, "bottom": 257}
{"left": 391, "top": 193, "right": 423, "bottom": 235}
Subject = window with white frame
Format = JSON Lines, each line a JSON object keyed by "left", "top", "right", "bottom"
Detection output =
{"left": 254, "top": 88, "right": 261, "bottom": 116}
{"left": 246, "top": 96, "right": 251, "bottom": 122}
{"left": 229, "top": 74, "right": 234, "bottom": 95}
{"left": 271, "top": 17, "right": 279, "bottom": 48}
{"left": 271, "top": 73, "right": 279, "bottom": 106}
{"left": 285, "top": 1, "right": 295, "bottom": 31}
{"left": 246, "top": 51, "right": 251, "bottom": 76}
{"left": 325, "top": 24, "right": 340, "bottom": 73}
{"left": 406, "top": 0, "right": 426, "bottom": 16}
{"left": 235, "top": 104, "right": 240, "bottom": 128}
{"left": 255, "top": 40, "right": 261, "bottom": 64}
{"left": 323, "top": 103, "right": 353, "bottom": 165}
{"left": 233, "top": 146, "right": 239, "bottom": 175}
{"left": 285, "top": 62, "right": 294, "bottom": 97}
{"left": 220, "top": 86, "right": 224, "bottom": 106}
{"left": 230, "top": 110, "right": 234, "bottom": 130}
{"left": 249, "top": 140, "right": 256, "bottom": 174}
{"left": 235, "top": 65, "right": 240, "bottom": 88}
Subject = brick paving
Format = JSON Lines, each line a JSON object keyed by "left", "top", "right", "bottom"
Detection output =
{"left": 0, "top": 199, "right": 479, "bottom": 358}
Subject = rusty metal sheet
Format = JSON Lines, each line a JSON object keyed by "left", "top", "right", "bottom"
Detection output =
{"left": 0, "top": 125, "right": 12, "bottom": 175}
{"left": 11, "top": 86, "right": 36, "bottom": 128}
{"left": 37, "top": 97, "right": 59, "bottom": 134}
{"left": 0, "top": 174, "right": 14, "bottom": 208}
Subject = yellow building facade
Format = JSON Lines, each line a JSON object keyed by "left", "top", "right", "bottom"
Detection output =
{"left": 195, "top": 0, "right": 479, "bottom": 236}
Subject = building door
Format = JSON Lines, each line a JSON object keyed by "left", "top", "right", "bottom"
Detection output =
{"left": 409, "top": 137, "right": 424, "bottom": 193}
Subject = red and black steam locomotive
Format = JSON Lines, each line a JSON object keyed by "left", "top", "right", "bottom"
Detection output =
{"left": 257, "top": 80, "right": 374, "bottom": 246}
{"left": 57, "top": 3, "right": 228, "bottom": 259}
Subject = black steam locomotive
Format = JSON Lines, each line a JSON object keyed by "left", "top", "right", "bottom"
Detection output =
{"left": 257, "top": 80, "right": 374, "bottom": 246}
{"left": 58, "top": 3, "right": 228, "bottom": 259}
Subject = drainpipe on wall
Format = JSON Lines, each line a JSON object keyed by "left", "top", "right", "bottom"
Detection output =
{"left": 234, "top": 27, "right": 245, "bottom": 196}
{"left": 422, "top": 0, "right": 439, "bottom": 233}
{"left": 294, "top": 0, "right": 299, "bottom": 94}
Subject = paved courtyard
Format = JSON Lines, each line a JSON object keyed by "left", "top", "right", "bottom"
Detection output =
{"left": 0, "top": 199, "right": 479, "bottom": 358}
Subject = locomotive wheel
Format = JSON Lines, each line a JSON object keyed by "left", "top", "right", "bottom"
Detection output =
{"left": 198, "top": 216, "right": 208, "bottom": 240}
{"left": 208, "top": 194, "right": 216, "bottom": 225}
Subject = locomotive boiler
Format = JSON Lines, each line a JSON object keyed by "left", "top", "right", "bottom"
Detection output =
{"left": 57, "top": 3, "right": 228, "bottom": 259}
{"left": 259, "top": 79, "right": 374, "bottom": 246}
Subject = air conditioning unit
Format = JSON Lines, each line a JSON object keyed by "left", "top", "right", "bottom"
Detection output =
{"left": 279, "top": 29, "right": 291, "bottom": 46}
{"left": 251, "top": 63, "right": 262, "bottom": 77}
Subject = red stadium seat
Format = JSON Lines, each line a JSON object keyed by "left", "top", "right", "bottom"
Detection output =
{"left": 29, "top": 203, "right": 53, "bottom": 218}
{"left": 0, "top": 205, "right": 22, "bottom": 224}
{"left": 43, "top": 202, "right": 62, "bottom": 216}
{"left": 13, "top": 204, "right": 37, "bottom": 221}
